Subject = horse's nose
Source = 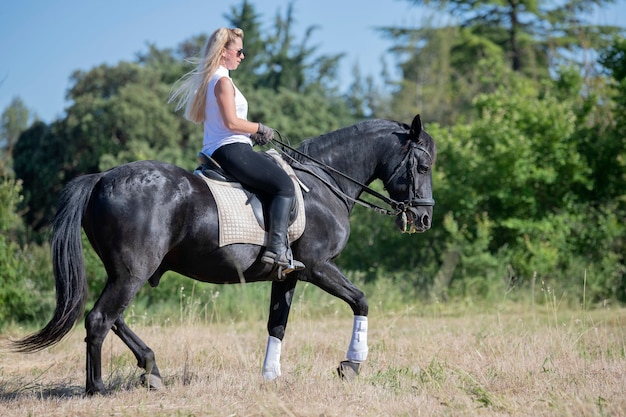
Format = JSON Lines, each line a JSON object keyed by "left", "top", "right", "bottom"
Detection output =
{"left": 421, "top": 213, "right": 431, "bottom": 230}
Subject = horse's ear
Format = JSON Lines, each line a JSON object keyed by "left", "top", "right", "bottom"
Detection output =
{"left": 410, "top": 114, "right": 422, "bottom": 139}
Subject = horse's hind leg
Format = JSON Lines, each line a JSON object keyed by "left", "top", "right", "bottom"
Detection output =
{"left": 85, "top": 278, "right": 144, "bottom": 395}
{"left": 112, "top": 316, "right": 163, "bottom": 390}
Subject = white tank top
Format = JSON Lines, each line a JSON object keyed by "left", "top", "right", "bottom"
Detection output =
{"left": 202, "top": 66, "right": 252, "bottom": 155}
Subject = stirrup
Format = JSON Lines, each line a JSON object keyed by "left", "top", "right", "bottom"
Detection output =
{"left": 261, "top": 250, "right": 305, "bottom": 273}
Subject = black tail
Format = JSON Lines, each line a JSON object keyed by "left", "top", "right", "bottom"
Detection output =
{"left": 12, "top": 173, "right": 103, "bottom": 352}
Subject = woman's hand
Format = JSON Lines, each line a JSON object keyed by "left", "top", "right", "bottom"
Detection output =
{"left": 251, "top": 123, "right": 275, "bottom": 145}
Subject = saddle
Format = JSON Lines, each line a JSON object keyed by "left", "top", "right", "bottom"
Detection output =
{"left": 194, "top": 151, "right": 306, "bottom": 247}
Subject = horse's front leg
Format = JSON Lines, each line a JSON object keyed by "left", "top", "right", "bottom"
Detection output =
{"left": 309, "top": 261, "right": 369, "bottom": 379}
{"left": 337, "top": 315, "right": 369, "bottom": 380}
{"left": 263, "top": 277, "right": 298, "bottom": 381}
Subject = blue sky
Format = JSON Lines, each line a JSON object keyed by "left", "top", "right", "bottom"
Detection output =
{"left": 0, "top": 0, "right": 623, "bottom": 123}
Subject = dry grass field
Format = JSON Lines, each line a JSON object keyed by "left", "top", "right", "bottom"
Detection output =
{"left": 0, "top": 298, "right": 624, "bottom": 416}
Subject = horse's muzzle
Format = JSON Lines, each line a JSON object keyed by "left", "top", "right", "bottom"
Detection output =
{"left": 396, "top": 207, "right": 431, "bottom": 234}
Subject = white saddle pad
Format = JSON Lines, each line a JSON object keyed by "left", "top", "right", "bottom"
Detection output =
{"left": 195, "top": 150, "right": 306, "bottom": 247}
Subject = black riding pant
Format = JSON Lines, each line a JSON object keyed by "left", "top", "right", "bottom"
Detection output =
{"left": 211, "top": 143, "right": 294, "bottom": 198}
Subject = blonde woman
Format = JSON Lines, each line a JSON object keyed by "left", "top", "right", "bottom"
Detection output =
{"left": 170, "top": 27, "right": 304, "bottom": 274}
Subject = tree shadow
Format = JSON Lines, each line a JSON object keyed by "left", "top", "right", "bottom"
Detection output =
{"left": 0, "top": 369, "right": 144, "bottom": 401}
{"left": 0, "top": 382, "right": 85, "bottom": 401}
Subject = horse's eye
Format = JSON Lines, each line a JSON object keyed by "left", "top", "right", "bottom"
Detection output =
{"left": 417, "top": 165, "right": 430, "bottom": 174}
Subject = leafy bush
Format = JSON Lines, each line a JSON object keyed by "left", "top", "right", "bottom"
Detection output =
{"left": 0, "top": 177, "right": 53, "bottom": 327}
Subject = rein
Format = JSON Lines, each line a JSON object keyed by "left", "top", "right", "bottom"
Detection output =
{"left": 271, "top": 131, "right": 433, "bottom": 217}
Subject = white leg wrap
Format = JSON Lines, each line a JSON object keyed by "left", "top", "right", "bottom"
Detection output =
{"left": 262, "top": 336, "right": 282, "bottom": 381}
{"left": 347, "top": 315, "right": 368, "bottom": 362}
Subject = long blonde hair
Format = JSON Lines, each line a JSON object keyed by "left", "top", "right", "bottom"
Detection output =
{"left": 169, "top": 28, "right": 244, "bottom": 124}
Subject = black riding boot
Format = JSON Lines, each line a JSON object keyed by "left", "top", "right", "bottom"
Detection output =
{"left": 261, "top": 195, "right": 305, "bottom": 275}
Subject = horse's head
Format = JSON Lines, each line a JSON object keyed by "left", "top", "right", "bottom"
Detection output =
{"left": 383, "top": 115, "right": 436, "bottom": 234}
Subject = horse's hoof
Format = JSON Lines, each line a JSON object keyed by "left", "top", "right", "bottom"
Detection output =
{"left": 141, "top": 373, "right": 164, "bottom": 390}
{"left": 85, "top": 380, "right": 107, "bottom": 396}
{"left": 85, "top": 387, "right": 105, "bottom": 396}
{"left": 337, "top": 360, "right": 360, "bottom": 381}
{"left": 262, "top": 365, "right": 282, "bottom": 382}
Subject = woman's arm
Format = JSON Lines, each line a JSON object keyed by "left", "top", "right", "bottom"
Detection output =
{"left": 214, "top": 77, "right": 259, "bottom": 134}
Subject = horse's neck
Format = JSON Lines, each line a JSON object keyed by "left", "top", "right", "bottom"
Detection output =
{"left": 307, "top": 125, "right": 394, "bottom": 197}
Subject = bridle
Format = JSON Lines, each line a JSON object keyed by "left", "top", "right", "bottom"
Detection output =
{"left": 271, "top": 131, "right": 435, "bottom": 218}
{"left": 383, "top": 140, "right": 436, "bottom": 210}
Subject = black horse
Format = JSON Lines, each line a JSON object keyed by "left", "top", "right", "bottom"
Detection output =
{"left": 13, "top": 115, "right": 436, "bottom": 394}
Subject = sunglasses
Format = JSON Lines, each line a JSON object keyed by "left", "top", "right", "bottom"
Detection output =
{"left": 227, "top": 48, "right": 244, "bottom": 57}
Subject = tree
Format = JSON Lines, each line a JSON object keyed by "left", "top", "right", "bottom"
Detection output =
{"left": 66, "top": 60, "right": 195, "bottom": 169}
{"left": 222, "top": 0, "right": 265, "bottom": 91}
{"left": 220, "top": 1, "right": 355, "bottom": 136}
{"left": 379, "top": 23, "right": 511, "bottom": 125}
{"left": 402, "top": 0, "right": 621, "bottom": 73}
{"left": 247, "top": 85, "right": 354, "bottom": 140}
{"left": 344, "top": 64, "right": 384, "bottom": 119}
{"left": 379, "top": 0, "right": 624, "bottom": 125}
{"left": 1, "top": 97, "right": 31, "bottom": 175}
{"left": 224, "top": 1, "right": 344, "bottom": 94}
{"left": 12, "top": 120, "right": 68, "bottom": 231}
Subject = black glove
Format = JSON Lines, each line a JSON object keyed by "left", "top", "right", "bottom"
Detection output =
{"left": 251, "top": 123, "right": 275, "bottom": 145}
